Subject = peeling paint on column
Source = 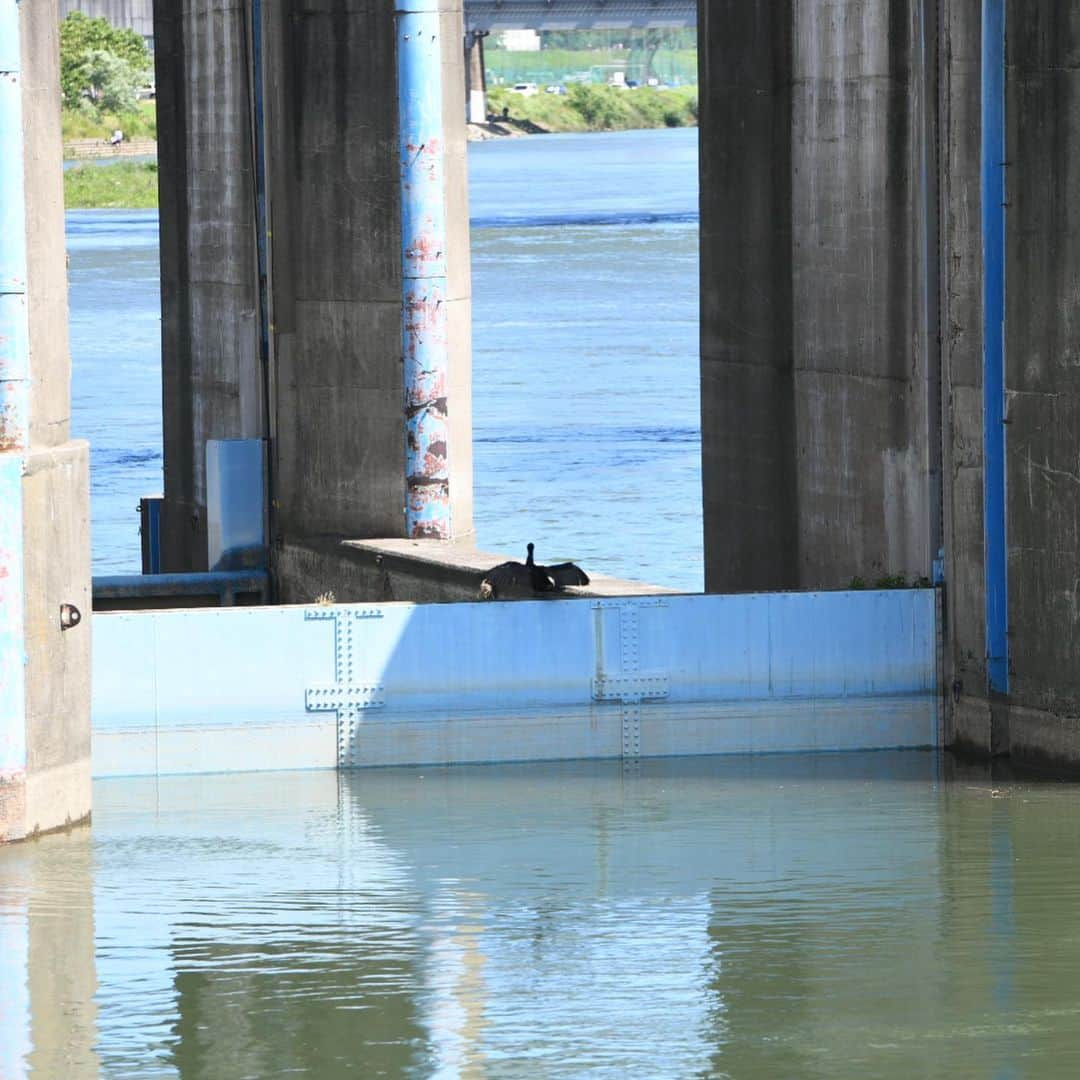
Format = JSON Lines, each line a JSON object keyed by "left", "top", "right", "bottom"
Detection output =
{"left": 397, "top": 0, "right": 451, "bottom": 539}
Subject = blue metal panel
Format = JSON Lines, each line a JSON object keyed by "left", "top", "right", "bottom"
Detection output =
{"left": 92, "top": 590, "right": 940, "bottom": 776}
{"left": 982, "top": 0, "right": 1009, "bottom": 694}
{"left": 139, "top": 495, "right": 162, "bottom": 574}
{"left": 397, "top": 0, "right": 452, "bottom": 539}
{"left": 206, "top": 439, "right": 266, "bottom": 571}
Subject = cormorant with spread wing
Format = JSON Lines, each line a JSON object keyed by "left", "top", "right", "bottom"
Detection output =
{"left": 479, "top": 542, "right": 590, "bottom": 599}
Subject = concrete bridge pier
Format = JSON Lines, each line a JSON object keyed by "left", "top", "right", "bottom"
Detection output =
{"left": 1, "top": 0, "right": 91, "bottom": 843}
{"left": 465, "top": 30, "right": 488, "bottom": 124}
{"left": 699, "top": 0, "right": 1080, "bottom": 771}
{"left": 698, "top": 0, "right": 937, "bottom": 596}
{"left": 154, "top": 0, "right": 474, "bottom": 601}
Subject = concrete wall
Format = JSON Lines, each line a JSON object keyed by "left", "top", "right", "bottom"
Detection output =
{"left": 156, "top": 0, "right": 474, "bottom": 588}
{"left": 0, "top": 0, "right": 92, "bottom": 842}
{"left": 699, "top": 0, "right": 934, "bottom": 593}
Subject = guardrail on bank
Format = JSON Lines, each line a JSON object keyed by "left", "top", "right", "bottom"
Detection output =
{"left": 92, "top": 589, "right": 939, "bottom": 777}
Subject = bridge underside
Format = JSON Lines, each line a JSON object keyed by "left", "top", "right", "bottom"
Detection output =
{"left": 465, "top": 1, "right": 694, "bottom": 31}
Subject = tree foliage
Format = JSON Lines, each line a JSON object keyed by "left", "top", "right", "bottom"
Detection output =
{"left": 60, "top": 12, "right": 150, "bottom": 113}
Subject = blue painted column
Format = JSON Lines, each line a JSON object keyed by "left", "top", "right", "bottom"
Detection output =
{"left": 397, "top": 0, "right": 452, "bottom": 539}
{"left": 0, "top": 0, "right": 29, "bottom": 796}
{"left": 982, "top": 0, "right": 1009, "bottom": 694}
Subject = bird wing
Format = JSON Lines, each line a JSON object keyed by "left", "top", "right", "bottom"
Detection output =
{"left": 544, "top": 562, "right": 590, "bottom": 588}
{"left": 482, "top": 560, "right": 528, "bottom": 588}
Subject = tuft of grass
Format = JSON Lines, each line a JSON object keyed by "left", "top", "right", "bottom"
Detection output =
{"left": 64, "top": 161, "right": 159, "bottom": 209}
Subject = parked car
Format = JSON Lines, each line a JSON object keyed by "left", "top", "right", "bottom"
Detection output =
{"left": 510, "top": 82, "right": 539, "bottom": 97}
{"left": 545, "top": 84, "right": 566, "bottom": 95}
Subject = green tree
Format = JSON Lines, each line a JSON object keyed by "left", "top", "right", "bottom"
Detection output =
{"left": 60, "top": 12, "right": 150, "bottom": 112}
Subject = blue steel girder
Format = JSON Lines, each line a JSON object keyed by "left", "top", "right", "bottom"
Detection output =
{"left": 464, "top": 0, "right": 696, "bottom": 33}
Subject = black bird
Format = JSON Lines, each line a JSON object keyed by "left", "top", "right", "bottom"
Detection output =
{"left": 480, "top": 542, "right": 590, "bottom": 600}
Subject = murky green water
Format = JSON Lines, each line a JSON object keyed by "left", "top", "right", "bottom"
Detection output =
{"left": 4, "top": 752, "right": 1080, "bottom": 1077}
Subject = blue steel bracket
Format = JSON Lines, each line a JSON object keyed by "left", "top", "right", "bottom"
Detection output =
{"left": 592, "top": 675, "right": 669, "bottom": 702}
{"left": 304, "top": 609, "right": 386, "bottom": 768}
{"left": 589, "top": 598, "right": 670, "bottom": 759}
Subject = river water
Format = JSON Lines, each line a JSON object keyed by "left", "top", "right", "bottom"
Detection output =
{"left": 7, "top": 753, "right": 1080, "bottom": 1077}
{"left": 68, "top": 127, "right": 701, "bottom": 590}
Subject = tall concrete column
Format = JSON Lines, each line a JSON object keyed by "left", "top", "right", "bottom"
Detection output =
{"left": 0, "top": 0, "right": 91, "bottom": 843}
{"left": 264, "top": 0, "right": 473, "bottom": 599}
{"left": 698, "top": 1, "right": 797, "bottom": 592}
{"left": 156, "top": 0, "right": 473, "bottom": 599}
{"left": 153, "top": 1, "right": 264, "bottom": 572}
{"left": 465, "top": 30, "right": 488, "bottom": 124}
{"left": 699, "top": 0, "right": 935, "bottom": 593}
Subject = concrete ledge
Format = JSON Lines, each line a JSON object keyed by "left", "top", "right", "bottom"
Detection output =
{"left": 276, "top": 536, "right": 676, "bottom": 605}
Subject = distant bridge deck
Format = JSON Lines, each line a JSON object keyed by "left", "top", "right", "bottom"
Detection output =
{"left": 465, "top": 0, "right": 696, "bottom": 32}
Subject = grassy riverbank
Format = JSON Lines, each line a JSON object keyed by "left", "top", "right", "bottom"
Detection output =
{"left": 61, "top": 86, "right": 696, "bottom": 208}
{"left": 62, "top": 100, "right": 156, "bottom": 142}
{"left": 65, "top": 161, "right": 159, "bottom": 209}
{"left": 487, "top": 83, "right": 697, "bottom": 133}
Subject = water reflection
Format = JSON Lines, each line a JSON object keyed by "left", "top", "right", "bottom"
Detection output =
{"left": 6, "top": 753, "right": 1080, "bottom": 1075}
{"left": 0, "top": 831, "right": 99, "bottom": 1079}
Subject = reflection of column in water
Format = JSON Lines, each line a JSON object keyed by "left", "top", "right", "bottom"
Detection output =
{"left": 424, "top": 890, "right": 490, "bottom": 1077}
{"left": 0, "top": 857, "right": 31, "bottom": 1079}
{"left": 0, "top": 831, "right": 100, "bottom": 1079}
{"left": 151, "top": 770, "right": 430, "bottom": 1076}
